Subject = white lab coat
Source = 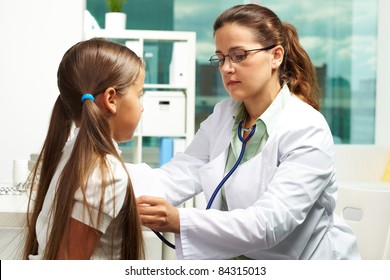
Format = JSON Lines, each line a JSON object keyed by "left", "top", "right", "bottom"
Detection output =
{"left": 129, "top": 87, "right": 360, "bottom": 260}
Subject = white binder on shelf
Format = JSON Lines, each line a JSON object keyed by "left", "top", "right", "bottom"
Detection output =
{"left": 169, "top": 42, "right": 188, "bottom": 87}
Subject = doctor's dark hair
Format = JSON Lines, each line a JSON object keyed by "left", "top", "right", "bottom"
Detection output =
{"left": 23, "top": 38, "right": 145, "bottom": 260}
{"left": 213, "top": 4, "right": 320, "bottom": 110}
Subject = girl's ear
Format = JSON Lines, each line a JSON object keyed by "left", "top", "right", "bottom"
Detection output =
{"left": 101, "top": 87, "right": 118, "bottom": 114}
{"left": 271, "top": 45, "right": 284, "bottom": 69}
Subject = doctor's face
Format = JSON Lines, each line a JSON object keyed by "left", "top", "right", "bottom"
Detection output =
{"left": 214, "top": 23, "right": 277, "bottom": 101}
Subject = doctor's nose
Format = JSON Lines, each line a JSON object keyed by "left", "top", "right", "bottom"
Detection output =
{"left": 219, "top": 57, "right": 235, "bottom": 74}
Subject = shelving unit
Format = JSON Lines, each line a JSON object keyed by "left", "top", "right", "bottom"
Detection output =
{"left": 84, "top": 29, "right": 196, "bottom": 166}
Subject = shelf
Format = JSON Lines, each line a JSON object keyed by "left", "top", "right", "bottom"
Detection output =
{"left": 133, "top": 133, "right": 187, "bottom": 138}
{"left": 144, "top": 84, "right": 187, "bottom": 90}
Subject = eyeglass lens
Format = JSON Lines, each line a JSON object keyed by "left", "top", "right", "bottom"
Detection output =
{"left": 210, "top": 49, "right": 248, "bottom": 67}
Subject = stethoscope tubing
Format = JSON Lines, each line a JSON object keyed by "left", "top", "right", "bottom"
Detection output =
{"left": 153, "top": 230, "right": 176, "bottom": 249}
{"left": 206, "top": 121, "right": 256, "bottom": 209}
{"left": 155, "top": 120, "right": 257, "bottom": 250}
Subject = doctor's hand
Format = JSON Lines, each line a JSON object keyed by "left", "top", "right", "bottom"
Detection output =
{"left": 137, "top": 195, "right": 180, "bottom": 234}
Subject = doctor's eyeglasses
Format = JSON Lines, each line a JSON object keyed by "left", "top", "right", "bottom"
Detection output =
{"left": 209, "top": 45, "right": 276, "bottom": 68}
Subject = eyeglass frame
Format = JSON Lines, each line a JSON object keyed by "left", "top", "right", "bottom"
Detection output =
{"left": 208, "top": 44, "right": 277, "bottom": 68}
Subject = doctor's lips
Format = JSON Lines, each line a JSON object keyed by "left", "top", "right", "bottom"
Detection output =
{"left": 227, "top": 80, "right": 241, "bottom": 86}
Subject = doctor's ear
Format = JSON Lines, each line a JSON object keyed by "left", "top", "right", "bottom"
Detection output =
{"left": 100, "top": 87, "right": 118, "bottom": 114}
{"left": 271, "top": 45, "right": 284, "bottom": 69}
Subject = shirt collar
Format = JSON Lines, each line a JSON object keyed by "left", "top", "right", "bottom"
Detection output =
{"left": 232, "top": 84, "right": 290, "bottom": 135}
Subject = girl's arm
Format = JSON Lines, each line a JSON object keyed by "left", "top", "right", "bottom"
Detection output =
{"left": 56, "top": 218, "right": 102, "bottom": 259}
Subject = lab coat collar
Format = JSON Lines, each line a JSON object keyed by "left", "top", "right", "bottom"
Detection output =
{"left": 261, "top": 84, "right": 290, "bottom": 136}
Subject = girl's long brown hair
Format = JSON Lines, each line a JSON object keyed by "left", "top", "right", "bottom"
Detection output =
{"left": 23, "top": 38, "right": 144, "bottom": 259}
{"left": 213, "top": 4, "right": 321, "bottom": 110}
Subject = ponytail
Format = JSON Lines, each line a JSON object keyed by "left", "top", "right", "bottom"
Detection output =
{"left": 24, "top": 96, "right": 72, "bottom": 259}
{"left": 281, "top": 23, "right": 320, "bottom": 110}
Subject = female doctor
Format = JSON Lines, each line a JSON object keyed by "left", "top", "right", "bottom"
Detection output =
{"left": 134, "top": 4, "right": 360, "bottom": 259}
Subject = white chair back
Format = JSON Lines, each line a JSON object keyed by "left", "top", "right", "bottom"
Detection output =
{"left": 335, "top": 184, "right": 390, "bottom": 259}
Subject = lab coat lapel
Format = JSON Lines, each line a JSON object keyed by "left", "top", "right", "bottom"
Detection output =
{"left": 223, "top": 154, "right": 268, "bottom": 209}
{"left": 198, "top": 148, "right": 229, "bottom": 210}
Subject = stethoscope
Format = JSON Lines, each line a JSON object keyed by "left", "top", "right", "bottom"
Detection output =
{"left": 154, "top": 120, "right": 257, "bottom": 249}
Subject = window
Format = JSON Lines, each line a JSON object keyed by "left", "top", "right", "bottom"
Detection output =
{"left": 260, "top": 0, "right": 378, "bottom": 144}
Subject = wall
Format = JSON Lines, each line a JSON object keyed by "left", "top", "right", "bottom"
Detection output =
{"left": 0, "top": 0, "right": 85, "bottom": 181}
{"left": 375, "top": 0, "right": 390, "bottom": 145}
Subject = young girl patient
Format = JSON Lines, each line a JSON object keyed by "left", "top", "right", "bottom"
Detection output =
{"left": 23, "top": 38, "right": 145, "bottom": 259}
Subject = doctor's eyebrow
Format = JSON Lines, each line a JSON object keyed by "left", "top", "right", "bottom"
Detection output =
{"left": 215, "top": 46, "right": 246, "bottom": 54}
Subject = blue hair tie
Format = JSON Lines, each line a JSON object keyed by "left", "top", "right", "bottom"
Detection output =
{"left": 81, "top": 93, "right": 95, "bottom": 103}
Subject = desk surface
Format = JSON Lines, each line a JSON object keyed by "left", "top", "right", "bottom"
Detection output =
{"left": 338, "top": 181, "right": 390, "bottom": 191}
{"left": 0, "top": 182, "right": 29, "bottom": 227}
